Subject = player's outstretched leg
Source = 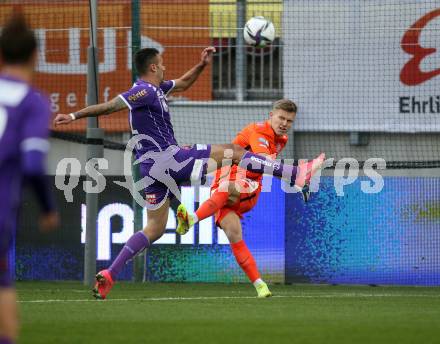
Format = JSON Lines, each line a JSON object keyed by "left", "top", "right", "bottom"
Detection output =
{"left": 233, "top": 148, "right": 325, "bottom": 188}
{"left": 210, "top": 145, "right": 325, "bottom": 189}
{"left": 237, "top": 151, "right": 325, "bottom": 202}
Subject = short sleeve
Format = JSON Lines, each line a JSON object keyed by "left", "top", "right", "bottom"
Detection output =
{"left": 160, "top": 80, "right": 175, "bottom": 95}
{"left": 248, "top": 131, "right": 271, "bottom": 155}
{"left": 119, "top": 85, "right": 153, "bottom": 110}
{"left": 20, "top": 92, "right": 50, "bottom": 154}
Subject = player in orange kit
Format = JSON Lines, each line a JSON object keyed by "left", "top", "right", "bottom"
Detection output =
{"left": 176, "top": 99, "right": 325, "bottom": 298}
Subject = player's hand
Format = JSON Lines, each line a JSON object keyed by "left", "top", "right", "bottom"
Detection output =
{"left": 200, "top": 46, "right": 216, "bottom": 66}
{"left": 39, "top": 211, "right": 59, "bottom": 233}
{"left": 53, "top": 113, "right": 74, "bottom": 126}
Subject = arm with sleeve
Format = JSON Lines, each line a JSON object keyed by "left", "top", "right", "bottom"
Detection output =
{"left": 160, "top": 80, "right": 176, "bottom": 96}
{"left": 20, "top": 95, "right": 54, "bottom": 213}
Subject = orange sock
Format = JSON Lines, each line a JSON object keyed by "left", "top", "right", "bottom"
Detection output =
{"left": 195, "top": 191, "right": 229, "bottom": 222}
{"left": 230, "top": 240, "right": 260, "bottom": 283}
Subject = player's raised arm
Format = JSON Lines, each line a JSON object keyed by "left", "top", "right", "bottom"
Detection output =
{"left": 172, "top": 46, "right": 216, "bottom": 93}
{"left": 53, "top": 95, "right": 128, "bottom": 126}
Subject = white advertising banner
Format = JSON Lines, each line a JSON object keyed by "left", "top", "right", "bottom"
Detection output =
{"left": 283, "top": 1, "right": 440, "bottom": 132}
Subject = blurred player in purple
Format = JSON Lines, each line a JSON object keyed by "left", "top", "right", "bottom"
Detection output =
{"left": 54, "top": 47, "right": 324, "bottom": 300}
{"left": 0, "top": 13, "right": 58, "bottom": 344}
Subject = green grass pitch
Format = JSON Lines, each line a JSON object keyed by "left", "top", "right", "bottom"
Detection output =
{"left": 17, "top": 282, "right": 440, "bottom": 344}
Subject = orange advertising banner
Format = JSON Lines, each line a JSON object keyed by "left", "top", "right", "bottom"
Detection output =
{"left": 0, "top": 1, "right": 211, "bottom": 132}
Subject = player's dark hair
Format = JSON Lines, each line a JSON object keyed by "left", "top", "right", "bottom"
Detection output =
{"left": 0, "top": 12, "right": 37, "bottom": 64}
{"left": 273, "top": 99, "right": 297, "bottom": 113}
{"left": 134, "top": 48, "right": 160, "bottom": 75}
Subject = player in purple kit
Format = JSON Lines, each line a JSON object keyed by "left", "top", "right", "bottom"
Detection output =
{"left": 0, "top": 14, "right": 58, "bottom": 344}
{"left": 54, "top": 47, "right": 325, "bottom": 299}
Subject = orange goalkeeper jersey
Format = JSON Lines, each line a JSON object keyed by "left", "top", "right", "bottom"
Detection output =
{"left": 213, "top": 120, "right": 288, "bottom": 187}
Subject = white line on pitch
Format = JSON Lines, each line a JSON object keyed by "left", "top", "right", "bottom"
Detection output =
{"left": 18, "top": 293, "right": 440, "bottom": 304}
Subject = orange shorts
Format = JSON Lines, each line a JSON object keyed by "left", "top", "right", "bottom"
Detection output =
{"left": 212, "top": 177, "right": 262, "bottom": 227}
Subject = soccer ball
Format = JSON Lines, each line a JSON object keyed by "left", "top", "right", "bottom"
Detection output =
{"left": 243, "top": 16, "right": 275, "bottom": 48}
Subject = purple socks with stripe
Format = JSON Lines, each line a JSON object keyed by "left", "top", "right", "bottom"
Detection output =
{"left": 238, "top": 151, "right": 298, "bottom": 182}
{"left": 108, "top": 231, "right": 150, "bottom": 279}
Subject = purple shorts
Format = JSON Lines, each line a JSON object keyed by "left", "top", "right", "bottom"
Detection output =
{"left": 138, "top": 144, "right": 211, "bottom": 208}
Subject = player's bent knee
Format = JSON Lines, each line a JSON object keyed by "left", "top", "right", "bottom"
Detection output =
{"left": 143, "top": 217, "right": 168, "bottom": 242}
{"left": 219, "top": 212, "right": 242, "bottom": 242}
{"left": 222, "top": 226, "right": 242, "bottom": 243}
{"left": 143, "top": 225, "right": 166, "bottom": 243}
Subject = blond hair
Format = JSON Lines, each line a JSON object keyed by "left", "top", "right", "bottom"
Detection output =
{"left": 272, "top": 99, "right": 297, "bottom": 113}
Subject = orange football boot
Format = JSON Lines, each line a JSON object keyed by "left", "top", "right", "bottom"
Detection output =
{"left": 92, "top": 269, "right": 114, "bottom": 300}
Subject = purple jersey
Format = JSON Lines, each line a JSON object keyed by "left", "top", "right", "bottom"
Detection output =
{"left": 0, "top": 75, "right": 50, "bottom": 240}
{"left": 119, "top": 79, "right": 178, "bottom": 154}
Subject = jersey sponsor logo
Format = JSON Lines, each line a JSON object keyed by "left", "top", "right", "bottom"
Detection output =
{"left": 196, "top": 144, "right": 208, "bottom": 150}
{"left": 146, "top": 193, "right": 157, "bottom": 205}
{"left": 250, "top": 156, "right": 270, "bottom": 166}
{"left": 400, "top": 8, "right": 440, "bottom": 86}
{"left": 249, "top": 156, "right": 280, "bottom": 170}
{"left": 128, "top": 89, "right": 148, "bottom": 102}
{"left": 258, "top": 137, "right": 269, "bottom": 147}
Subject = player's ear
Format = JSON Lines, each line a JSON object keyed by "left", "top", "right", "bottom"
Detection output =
{"left": 269, "top": 111, "right": 274, "bottom": 119}
{"left": 150, "top": 63, "right": 157, "bottom": 73}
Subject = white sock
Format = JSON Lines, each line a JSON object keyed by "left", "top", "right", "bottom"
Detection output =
{"left": 253, "top": 278, "right": 264, "bottom": 287}
{"left": 191, "top": 213, "right": 199, "bottom": 225}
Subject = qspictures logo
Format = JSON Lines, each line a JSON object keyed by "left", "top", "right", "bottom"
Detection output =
{"left": 399, "top": 8, "right": 440, "bottom": 114}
